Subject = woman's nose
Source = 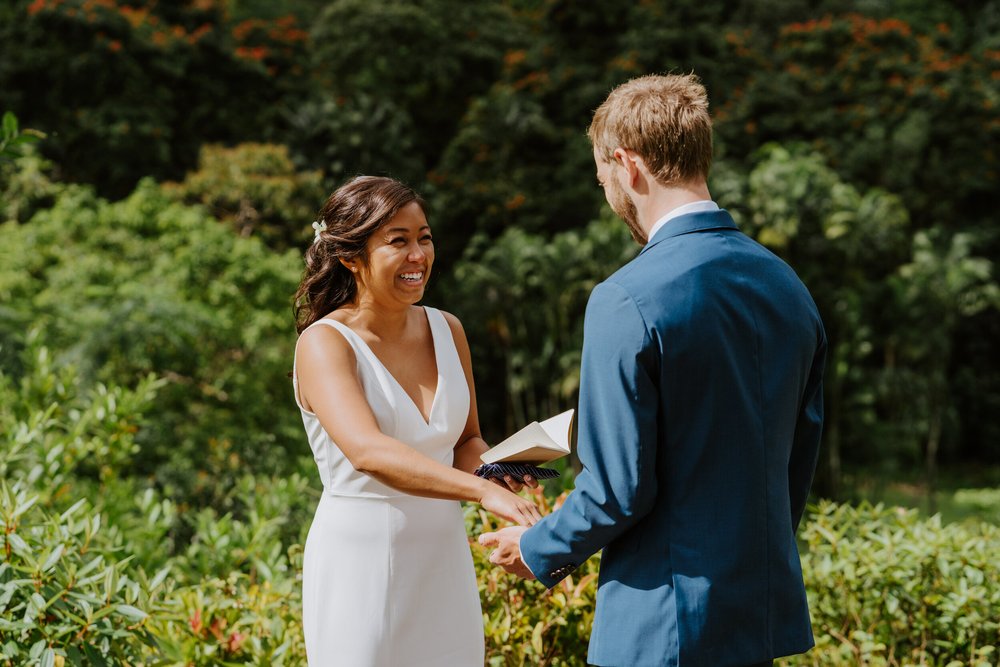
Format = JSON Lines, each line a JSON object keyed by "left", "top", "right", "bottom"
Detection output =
{"left": 407, "top": 242, "right": 427, "bottom": 261}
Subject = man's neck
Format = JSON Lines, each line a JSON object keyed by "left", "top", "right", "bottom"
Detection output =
{"left": 638, "top": 180, "right": 713, "bottom": 239}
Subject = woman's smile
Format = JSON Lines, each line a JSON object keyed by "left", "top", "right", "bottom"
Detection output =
{"left": 399, "top": 270, "right": 425, "bottom": 285}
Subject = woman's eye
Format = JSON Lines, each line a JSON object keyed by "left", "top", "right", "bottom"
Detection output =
{"left": 389, "top": 237, "right": 405, "bottom": 245}
{"left": 420, "top": 235, "right": 433, "bottom": 243}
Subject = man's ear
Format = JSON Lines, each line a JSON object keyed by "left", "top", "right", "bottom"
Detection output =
{"left": 613, "top": 148, "right": 643, "bottom": 188}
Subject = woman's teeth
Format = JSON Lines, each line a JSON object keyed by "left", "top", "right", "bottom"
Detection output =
{"left": 400, "top": 272, "right": 423, "bottom": 282}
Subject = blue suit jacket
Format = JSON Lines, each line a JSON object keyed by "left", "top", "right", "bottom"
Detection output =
{"left": 519, "top": 210, "right": 826, "bottom": 667}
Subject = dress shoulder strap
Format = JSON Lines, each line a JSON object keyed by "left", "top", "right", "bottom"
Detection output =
{"left": 423, "top": 306, "right": 445, "bottom": 333}
{"left": 422, "top": 306, "right": 463, "bottom": 376}
{"left": 423, "top": 307, "right": 454, "bottom": 353}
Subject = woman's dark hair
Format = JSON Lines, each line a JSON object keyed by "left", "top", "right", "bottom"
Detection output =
{"left": 293, "top": 176, "right": 425, "bottom": 333}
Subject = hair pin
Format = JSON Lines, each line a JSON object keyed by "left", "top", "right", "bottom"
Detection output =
{"left": 311, "top": 220, "right": 327, "bottom": 244}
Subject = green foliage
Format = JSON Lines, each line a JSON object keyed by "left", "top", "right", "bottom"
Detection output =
{"left": 3, "top": 2, "right": 1000, "bottom": 662}
{"left": 162, "top": 143, "right": 326, "bottom": 249}
{"left": 284, "top": 91, "right": 425, "bottom": 188}
{"left": 0, "top": 111, "right": 43, "bottom": 162}
{"left": 0, "top": 337, "right": 164, "bottom": 497}
{"left": 0, "top": 148, "right": 61, "bottom": 224}
{"left": 152, "top": 571, "right": 306, "bottom": 665}
{"left": 308, "top": 0, "right": 524, "bottom": 173}
{"left": 0, "top": 178, "right": 305, "bottom": 504}
{"left": 716, "top": 13, "right": 1000, "bottom": 232}
{"left": 715, "top": 143, "right": 999, "bottom": 495}
{"left": 951, "top": 488, "right": 1000, "bottom": 525}
{"left": 4, "top": 341, "right": 1000, "bottom": 664}
{"left": 788, "top": 501, "right": 1000, "bottom": 666}
{"left": 0, "top": 347, "right": 314, "bottom": 664}
{"left": 0, "top": 482, "right": 162, "bottom": 666}
{"left": 447, "top": 210, "right": 636, "bottom": 439}
{"left": 0, "top": 0, "right": 309, "bottom": 197}
{"left": 723, "top": 144, "right": 912, "bottom": 479}
{"left": 429, "top": 85, "right": 601, "bottom": 262}
{"left": 0, "top": 111, "right": 53, "bottom": 224}
{"left": 470, "top": 495, "right": 1000, "bottom": 667}
{"left": 469, "top": 492, "right": 599, "bottom": 667}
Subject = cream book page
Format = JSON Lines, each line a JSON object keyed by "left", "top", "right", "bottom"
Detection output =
{"left": 480, "top": 409, "right": 575, "bottom": 464}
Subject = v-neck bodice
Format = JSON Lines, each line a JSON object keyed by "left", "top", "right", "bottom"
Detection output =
{"left": 337, "top": 315, "right": 441, "bottom": 427}
{"left": 293, "top": 306, "right": 471, "bottom": 498}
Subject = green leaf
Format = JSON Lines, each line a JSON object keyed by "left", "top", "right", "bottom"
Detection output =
{"left": 149, "top": 566, "right": 170, "bottom": 590}
{"left": 42, "top": 544, "right": 64, "bottom": 573}
{"left": 2, "top": 111, "right": 17, "bottom": 139}
{"left": 29, "top": 639, "right": 45, "bottom": 660}
{"left": 14, "top": 494, "right": 38, "bottom": 518}
{"left": 40, "top": 648, "right": 56, "bottom": 667}
{"left": 8, "top": 532, "right": 32, "bottom": 557}
{"left": 60, "top": 498, "right": 88, "bottom": 522}
{"left": 31, "top": 592, "right": 48, "bottom": 613}
{"left": 9, "top": 134, "right": 40, "bottom": 147}
{"left": 104, "top": 566, "right": 116, "bottom": 600}
{"left": 115, "top": 604, "right": 148, "bottom": 622}
{"left": 0, "top": 585, "right": 14, "bottom": 609}
{"left": 530, "top": 620, "right": 544, "bottom": 655}
{"left": 82, "top": 644, "right": 108, "bottom": 667}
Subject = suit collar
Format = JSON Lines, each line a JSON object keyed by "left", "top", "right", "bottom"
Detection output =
{"left": 639, "top": 209, "right": 738, "bottom": 255}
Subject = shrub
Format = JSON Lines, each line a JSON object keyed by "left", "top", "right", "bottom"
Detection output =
{"left": 787, "top": 500, "right": 999, "bottom": 666}
{"left": 469, "top": 493, "right": 1000, "bottom": 667}
{"left": 150, "top": 568, "right": 306, "bottom": 665}
{"left": 162, "top": 143, "right": 326, "bottom": 250}
{"left": 0, "top": 482, "right": 164, "bottom": 666}
{"left": 0, "top": 180, "right": 305, "bottom": 506}
{"left": 469, "top": 489, "right": 599, "bottom": 666}
{"left": 0, "top": 346, "right": 312, "bottom": 664}
{"left": 5, "top": 337, "right": 998, "bottom": 665}
{"left": 446, "top": 211, "right": 637, "bottom": 441}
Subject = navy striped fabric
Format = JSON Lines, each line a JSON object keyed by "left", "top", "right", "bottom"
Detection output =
{"left": 474, "top": 463, "right": 560, "bottom": 482}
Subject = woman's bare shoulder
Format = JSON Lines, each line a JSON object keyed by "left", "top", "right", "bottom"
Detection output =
{"left": 296, "top": 318, "right": 356, "bottom": 366}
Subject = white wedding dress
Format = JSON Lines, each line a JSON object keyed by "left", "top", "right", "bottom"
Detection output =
{"left": 293, "top": 307, "right": 485, "bottom": 666}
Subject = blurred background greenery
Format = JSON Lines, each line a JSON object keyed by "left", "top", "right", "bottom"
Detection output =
{"left": 1, "top": 0, "right": 998, "bottom": 664}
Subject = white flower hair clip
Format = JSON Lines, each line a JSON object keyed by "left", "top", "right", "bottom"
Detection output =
{"left": 311, "top": 220, "right": 327, "bottom": 244}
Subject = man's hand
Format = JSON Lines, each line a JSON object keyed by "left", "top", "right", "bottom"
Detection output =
{"left": 478, "top": 526, "right": 536, "bottom": 580}
{"left": 492, "top": 473, "right": 539, "bottom": 493}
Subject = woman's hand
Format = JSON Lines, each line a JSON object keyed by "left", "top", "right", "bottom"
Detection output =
{"left": 479, "top": 481, "right": 543, "bottom": 526}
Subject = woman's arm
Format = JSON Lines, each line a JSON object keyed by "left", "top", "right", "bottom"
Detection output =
{"left": 443, "top": 311, "right": 538, "bottom": 492}
{"left": 296, "top": 324, "right": 541, "bottom": 525}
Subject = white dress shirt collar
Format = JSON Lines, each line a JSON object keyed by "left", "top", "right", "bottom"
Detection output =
{"left": 647, "top": 200, "right": 719, "bottom": 242}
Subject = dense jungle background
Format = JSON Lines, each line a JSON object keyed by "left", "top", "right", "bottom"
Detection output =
{"left": 1, "top": 0, "right": 998, "bottom": 664}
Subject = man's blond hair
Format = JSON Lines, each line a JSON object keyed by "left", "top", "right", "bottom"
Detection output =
{"left": 588, "top": 73, "right": 713, "bottom": 186}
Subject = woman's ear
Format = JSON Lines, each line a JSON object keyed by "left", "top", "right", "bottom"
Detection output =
{"left": 339, "top": 258, "right": 359, "bottom": 274}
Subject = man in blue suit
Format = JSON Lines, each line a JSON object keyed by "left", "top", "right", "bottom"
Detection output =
{"left": 479, "top": 73, "right": 826, "bottom": 666}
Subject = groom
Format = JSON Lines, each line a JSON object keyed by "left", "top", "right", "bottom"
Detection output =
{"left": 480, "top": 73, "right": 826, "bottom": 666}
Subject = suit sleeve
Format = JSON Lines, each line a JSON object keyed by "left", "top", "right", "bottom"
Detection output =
{"left": 519, "top": 281, "right": 659, "bottom": 588}
{"left": 788, "top": 325, "right": 827, "bottom": 531}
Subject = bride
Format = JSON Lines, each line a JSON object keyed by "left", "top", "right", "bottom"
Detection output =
{"left": 291, "top": 175, "right": 540, "bottom": 665}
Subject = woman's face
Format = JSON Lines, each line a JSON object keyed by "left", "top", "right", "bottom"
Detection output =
{"left": 354, "top": 201, "right": 434, "bottom": 307}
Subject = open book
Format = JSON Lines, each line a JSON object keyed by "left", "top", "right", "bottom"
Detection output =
{"left": 480, "top": 409, "right": 575, "bottom": 465}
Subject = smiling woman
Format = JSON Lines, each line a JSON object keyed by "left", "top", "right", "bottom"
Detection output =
{"left": 289, "top": 176, "right": 541, "bottom": 665}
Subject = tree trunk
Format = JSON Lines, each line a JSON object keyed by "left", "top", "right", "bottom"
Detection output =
{"left": 925, "top": 400, "right": 942, "bottom": 515}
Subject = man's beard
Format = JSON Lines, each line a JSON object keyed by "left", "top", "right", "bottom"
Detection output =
{"left": 608, "top": 174, "right": 646, "bottom": 245}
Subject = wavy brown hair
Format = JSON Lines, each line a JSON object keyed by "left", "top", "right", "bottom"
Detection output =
{"left": 293, "top": 176, "right": 426, "bottom": 333}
